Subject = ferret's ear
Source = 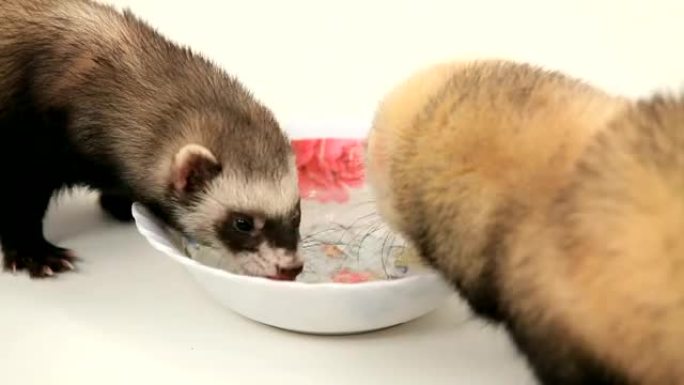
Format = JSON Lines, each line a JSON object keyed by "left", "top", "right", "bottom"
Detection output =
{"left": 170, "top": 144, "right": 222, "bottom": 195}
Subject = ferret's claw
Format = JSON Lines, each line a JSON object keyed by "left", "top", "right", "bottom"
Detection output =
{"left": 43, "top": 266, "right": 54, "bottom": 277}
{"left": 3, "top": 244, "right": 77, "bottom": 278}
{"left": 62, "top": 260, "right": 75, "bottom": 270}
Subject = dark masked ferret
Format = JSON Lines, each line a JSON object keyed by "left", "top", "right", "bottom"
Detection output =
{"left": 0, "top": 0, "right": 304, "bottom": 280}
{"left": 364, "top": 59, "right": 660, "bottom": 384}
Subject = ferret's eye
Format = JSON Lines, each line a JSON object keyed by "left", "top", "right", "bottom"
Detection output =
{"left": 232, "top": 216, "right": 254, "bottom": 233}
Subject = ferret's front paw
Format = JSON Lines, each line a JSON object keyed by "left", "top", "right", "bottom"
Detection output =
{"left": 2, "top": 243, "right": 77, "bottom": 278}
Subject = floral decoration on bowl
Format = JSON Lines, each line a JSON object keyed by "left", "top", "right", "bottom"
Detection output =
{"left": 293, "top": 138, "right": 366, "bottom": 204}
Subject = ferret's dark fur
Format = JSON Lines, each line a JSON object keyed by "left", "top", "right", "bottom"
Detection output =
{"left": 367, "top": 59, "right": 684, "bottom": 384}
{"left": 0, "top": 0, "right": 303, "bottom": 279}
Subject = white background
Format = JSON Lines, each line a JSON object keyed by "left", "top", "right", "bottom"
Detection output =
{"left": 105, "top": 0, "right": 683, "bottom": 138}
{"left": 2, "top": 1, "right": 683, "bottom": 384}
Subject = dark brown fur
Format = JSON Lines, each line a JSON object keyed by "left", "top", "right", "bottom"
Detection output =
{"left": 0, "top": 0, "right": 298, "bottom": 277}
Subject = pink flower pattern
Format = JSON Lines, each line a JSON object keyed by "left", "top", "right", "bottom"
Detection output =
{"left": 332, "top": 268, "right": 375, "bottom": 283}
{"left": 291, "top": 138, "right": 366, "bottom": 203}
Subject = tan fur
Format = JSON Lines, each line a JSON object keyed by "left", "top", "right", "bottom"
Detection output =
{"left": 503, "top": 95, "right": 684, "bottom": 384}
{"left": 367, "top": 61, "right": 469, "bottom": 230}
{"left": 367, "top": 60, "right": 664, "bottom": 384}
{"left": 368, "top": 58, "right": 684, "bottom": 384}
{"left": 368, "top": 59, "right": 628, "bottom": 296}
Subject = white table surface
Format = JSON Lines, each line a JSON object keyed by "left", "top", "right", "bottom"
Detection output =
{"left": 0, "top": 190, "right": 537, "bottom": 385}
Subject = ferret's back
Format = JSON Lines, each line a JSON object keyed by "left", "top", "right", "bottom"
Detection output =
{"left": 0, "top": 0, "right": 122, "bottom": 37}
{"left": 367, "top": 60, "right": 628, "bottom": 319}
{"left": 396, "top": 61, "right": 622, "bottom": 205}
{"left": 504, "top": 94, "right": 684, "bottom": 385}
{"left": 383, "top": 60, "right": 626, "bottom": 257}
{"left": 0, "top": 0, "right": 128, "bottom": 97}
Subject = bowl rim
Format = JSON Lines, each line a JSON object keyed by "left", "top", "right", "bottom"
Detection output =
{"left": 132, "top": 202, "right": 441, "bottom": 290}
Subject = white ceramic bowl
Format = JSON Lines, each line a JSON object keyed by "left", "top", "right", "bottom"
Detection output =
{"left": 131, "top": 201, "right": 451, "bottom": 335}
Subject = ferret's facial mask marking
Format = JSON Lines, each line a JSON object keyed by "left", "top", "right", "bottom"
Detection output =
{"left": 217, "top": 207, "right": 303, "bottom": 279}
{"left": 170, "top": 145, "right": 303, "bottom": 279}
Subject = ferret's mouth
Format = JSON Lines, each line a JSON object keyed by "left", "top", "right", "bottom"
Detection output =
{"left": 185, "top": 236, "right": 304, "bottom": 280}
{"left": 266, "top": 265, "right": 304, "bottom": 281}
{"left": 235, "top": 245, "right": 304, "bottom": 281}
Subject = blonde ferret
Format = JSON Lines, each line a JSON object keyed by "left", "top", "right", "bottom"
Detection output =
{"left": 366, "top": 59, "right": 684, "bottom": 384}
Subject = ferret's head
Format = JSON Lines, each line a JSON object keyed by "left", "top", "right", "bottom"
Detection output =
{"left": 163, "top": 139, "right": 303, "bottom": 281}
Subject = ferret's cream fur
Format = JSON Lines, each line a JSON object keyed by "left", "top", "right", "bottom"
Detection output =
{"left": 365, "top": 59, "right": 684, "bottom": 384}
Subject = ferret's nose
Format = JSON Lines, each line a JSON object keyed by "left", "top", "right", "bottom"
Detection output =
{"left": 272, "top": 264, "right": 303, "bottom": 281}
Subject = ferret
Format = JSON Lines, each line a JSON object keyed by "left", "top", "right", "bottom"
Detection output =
{"left": 501, "top": 92, "right": 684, "bottom": 385}
{"left": 0, "top": 0, "right": 304, "bottom": 280}
{"left": 364, "top": 59, "right": 684, "bottom": 384}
